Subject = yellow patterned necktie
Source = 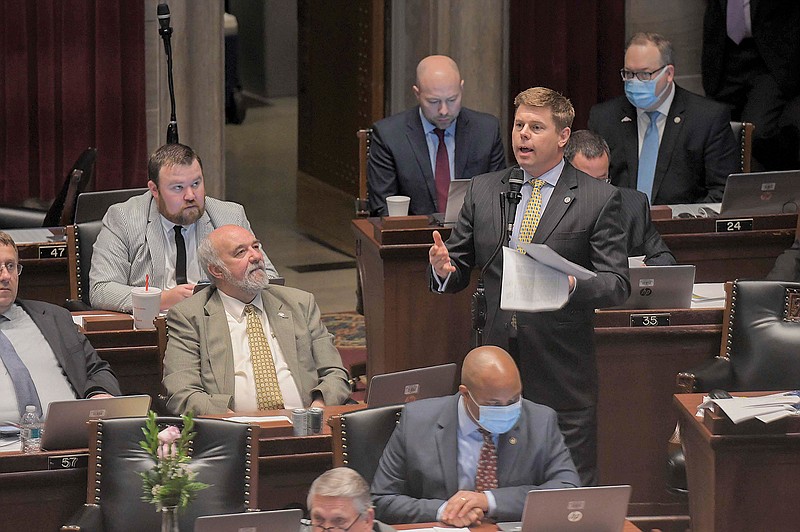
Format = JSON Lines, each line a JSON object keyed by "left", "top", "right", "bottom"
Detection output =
{"left": 517, "top": 178, "right": 546, "bottom": 254}
{"left": 244, "top": 304, "right": 284, "bottom": 410}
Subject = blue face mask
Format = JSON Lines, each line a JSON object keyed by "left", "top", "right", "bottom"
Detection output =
{"left": 468, "top": 391, "right": 522, "bottom": 434}
{"left": 624, "top": 67, "right": 668, "bottom": 110}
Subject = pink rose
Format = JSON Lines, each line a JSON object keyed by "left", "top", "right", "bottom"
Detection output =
{"left": 156, "top": 426, "right": 181, "bottom": 459}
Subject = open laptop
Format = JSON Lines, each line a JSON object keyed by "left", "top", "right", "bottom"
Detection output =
{"left": 194, "top": 509, "right": 303, "bottom": 532}
{"left": 366, "top": 363, "right": 458, "bottom": 407}
{"left": 40, "top": 395, "right": 151, "bottom": 451}
{"left": 498, "top": 485, "right": 632, "bottom": 532}
{"left": 431, "top": 179, "right": 471, "bottom": 225}
{"left": 719, "top": 170, "right": 800, "bottom": 217}
{"left": 610, "top": 265, "right": 696, "bottom": 310}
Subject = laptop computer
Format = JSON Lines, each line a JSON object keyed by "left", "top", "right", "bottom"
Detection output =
{"left": 719, "top": 170, "right": 800, "bottom": 217}
{"left": 366, "top": 363, "right": 458, "bottom": 407}
{"left": 194, "top": 509, "right": 303, "bottom": 532}
{"left": 610, "top": 265, "right": 696, "bottom": 310}
{"left": 498, "top": 485, "right": 632, "bottom": 532}
{"left": 431, "top": 179, "right": 472, "bottom": 225}
{"left": 40, "top": 394, "right": 151, "bottom": 451}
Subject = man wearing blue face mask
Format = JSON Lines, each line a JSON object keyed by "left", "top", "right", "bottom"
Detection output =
{"left": 588, "top": 32, "right": 739, "bottom": 205}
{"left": 371, "top": 346, "right": 579, "bottom": 527}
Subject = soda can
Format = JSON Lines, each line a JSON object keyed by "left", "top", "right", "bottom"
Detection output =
{"left": 292, "top": 408, "right": 308, "bottom": 436}
{"left": 307, "top": 407, "right": 324, "bottom": 434}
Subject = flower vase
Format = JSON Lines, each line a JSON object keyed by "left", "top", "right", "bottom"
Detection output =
{"left": 161, "top": 505, "right": 179, "bottom": 532}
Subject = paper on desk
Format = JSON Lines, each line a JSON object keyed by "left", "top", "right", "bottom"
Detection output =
{"left": 3, "top": 227, "right": 62, "bottom": 244}
{"left": 500, "top": 245, "right": 596, "bottom": 313}
{"left": 712, "top": 392, "right": 800, "bottom": 424}
{"left": 224, "top": 415, "right": 292, "bottom": 424}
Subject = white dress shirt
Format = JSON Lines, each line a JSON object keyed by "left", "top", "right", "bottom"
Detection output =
{"left": 158, "top": 215, "right": 201, "bottom": 288}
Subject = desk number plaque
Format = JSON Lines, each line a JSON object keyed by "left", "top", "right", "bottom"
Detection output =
{"left": 715, "top": 218, "right": 753, "bottom": 232}
{"left": 630, "top": 313, "right": 670, "bottom": 327}
{"left": 48, "top": 454, "right": 88, "bottom": 470}
{"left": 38, "top": 245, "right": 67, "bottom": 259}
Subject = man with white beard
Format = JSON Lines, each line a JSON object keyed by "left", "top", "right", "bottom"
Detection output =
{"left": 162, "top": 225, "right": 350, "bottom": 415}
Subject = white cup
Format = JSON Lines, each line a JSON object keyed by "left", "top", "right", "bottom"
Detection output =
{"left": 386, "top": 195, "right": 411, "bottom": 216}
{"left": 131, "top": 287, "right": 162, "bottom": 330}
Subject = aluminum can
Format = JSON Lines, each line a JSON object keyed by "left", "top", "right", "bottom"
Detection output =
{"left": 308, "top": 407, "right": 324, "bottom": 434}
{"left": 292, "top": 408, "right": 308, "bottom": 436}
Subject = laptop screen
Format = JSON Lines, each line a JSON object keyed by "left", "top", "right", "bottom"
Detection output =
{"left": 366, "top": 363, "right": 458, "bottom": 407}
{"left": 720, "top": 170, "right": 800, "bottom": 217}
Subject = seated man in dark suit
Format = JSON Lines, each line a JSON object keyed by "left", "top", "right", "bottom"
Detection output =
{"left": 0, "top": 231, "right": 120, "bottom": 423}
{"left": 367, "top": 55, "right": 506, "bottom": 216}
{"left": 766, "top": 240, "right": 800, "bottom": 282}
{"left": 371, "top": 346, "right": 579, "bottom": 527}
{"left": 565, "top": 130, "right": 676, "bottom": 266}
{"left": 162, "top": 225, "right": 351, "bottom": 415}
{"left": 588, "top": 32, "right": 739, "bottom": 205}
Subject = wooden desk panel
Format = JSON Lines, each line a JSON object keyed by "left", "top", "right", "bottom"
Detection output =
{"left": 676, "top": 393, "right": 800, "bottom": 531}
{"left": 16, "top": 238, "right": 69, "bottom": 306}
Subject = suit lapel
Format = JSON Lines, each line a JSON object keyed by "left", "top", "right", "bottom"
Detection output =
{"left": 533, "top": 165, "right": 576, "bottom": 244}
{"left": 653, "top": 87, "right": 685, "bottom": 200}
{"left": 261, "top": 288, "right": 306, "bottom": 397}
{"left": 203, "top": 290, "right": 236, "bottom": 394}
{"left": 621, "top": 101, "right": 640, "bottom": 188}
{"left": 435, "top": 397, "right": 460, "bottom": 494}
{"left": 496, "top": 418, "right": 524, "bottom": 486}
{"left": 146, "top": 197, "right": 168, "bottom": 288}
{"left": 406, "top": 109, "right": 438, "bottom": 207}
{"left": 454, "top": 111, "right": 469, "bottom": 180}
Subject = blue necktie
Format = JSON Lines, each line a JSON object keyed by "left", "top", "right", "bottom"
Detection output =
{"left": 637, "top": 111, "right": 660, "bottom": 202}
{"left": 0, "top": 322, "right": 42, "bottom": 417}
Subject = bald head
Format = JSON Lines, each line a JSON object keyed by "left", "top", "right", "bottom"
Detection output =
{"left": 460, "top": 346, "right": 522, "bottom": 405}
{"left": 413, "top": 55, "right": 463, "bottom": 130}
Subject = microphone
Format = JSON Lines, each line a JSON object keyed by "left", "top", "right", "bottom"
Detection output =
{"left": 157, "top": 2, "right": 179, "bottom": 144}
{"left": 505, "top": 167, "right": 524, "bottom": 239}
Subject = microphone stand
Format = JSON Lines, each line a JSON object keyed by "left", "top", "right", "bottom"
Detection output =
{"left": 158, "top": 4, "right": 179, "bottom": 144}
{"left": 472, "top": 171, "right": 523, "bottom": 347}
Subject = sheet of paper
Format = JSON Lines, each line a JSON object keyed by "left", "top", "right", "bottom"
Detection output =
{"left": 501, "top": 247, "right": 570, "bottom": 312}
{"left": 224, "top": 415, "right": 292, "bottom": 424}
{"left": 712, "top": 392, "right": 800, "bottom": 424}
{"left": 4, "top": 227, "right": 61, "bottom": 244}
{"left": 691, "top": 283, "right": 726, "bottom": 308}
{"left": 516, "top": 243, "right": 597, "bottom": 280}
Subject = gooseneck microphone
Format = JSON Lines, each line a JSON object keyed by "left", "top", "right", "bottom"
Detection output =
{"left": 158, "top": 3, "right": 179, "bottom": 144}
{"left": 472, "top": 166, "right": 523, "bottom": 347}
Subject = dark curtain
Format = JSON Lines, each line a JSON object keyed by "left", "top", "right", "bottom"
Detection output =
{"left": 0, "top": 0, "right": 146, "bottom": 205}
{"left": 509, "top": 0, "right": 625, "bottom": 130}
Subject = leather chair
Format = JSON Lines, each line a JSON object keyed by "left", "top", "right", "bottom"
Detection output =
{"left": 61, "top": 416, "right": 259, "bottom": 532}
{"left": 668, "top": 280, "right": 800, "bottom": 495}
{"left": 730, "top": 121, "right": 755, "bottom": 173}
{"left": 329, "top": 405, "right": 403, "bottom": 485}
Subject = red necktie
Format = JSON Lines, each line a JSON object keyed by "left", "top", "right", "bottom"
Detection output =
{"left": 475, "top": 428, "right": 499, "bottom": 491}
{"left": 434, "top": 128, "right": 451, "bottom": 212}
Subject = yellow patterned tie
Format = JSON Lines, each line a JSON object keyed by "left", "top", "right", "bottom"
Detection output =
{"left": 517, "top": 178, "right": 546, "bottom": 254}
{"left": 244, "top": 304, "right": 284, "bottom": 410}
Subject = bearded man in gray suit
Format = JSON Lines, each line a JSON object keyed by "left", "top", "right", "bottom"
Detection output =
{"left": 429, "top": 87, "right": 630, "bottom": 486}
{"left": 162, "top": 225, "right": 350, "bottom": 415}
{"left": 90, "top": 143, "right": 278, "bottom": 313}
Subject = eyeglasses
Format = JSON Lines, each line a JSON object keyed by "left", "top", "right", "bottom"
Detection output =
{"left": 0, "top": 262, "right": 22, "bottom": 275}
{"left": 619, "top": 64, "right": 668, "bottom": 81}
{"left": 302, "top": 513, "right": 364, "bottom": 532}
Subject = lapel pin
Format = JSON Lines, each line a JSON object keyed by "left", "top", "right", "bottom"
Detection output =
{"left": 621, "top": 116, "right": 632, "bottom": 123}
{"left": 674, "top": 116, "right": 681, "bottom": 124}
{"left": 278, "top": 312, "right": 288, "bottom": 319}
{"left": 564, "top": 196, "right": 571, "bottom": 204}
{"left": 508, "top": 436, "right": 518, "bottom": 445}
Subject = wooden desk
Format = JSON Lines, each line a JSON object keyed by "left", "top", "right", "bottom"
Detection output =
{"left": 655, "top": 213, "right": 796, "bottom": 282}
{"left": 16, "top": 232, "right": 70, "bottom": 306}
{"left": 676, "top": 392, "right": 800, "bottom": 531}
{"left": 0, "top": 447, "right": 88, "bottom": 531}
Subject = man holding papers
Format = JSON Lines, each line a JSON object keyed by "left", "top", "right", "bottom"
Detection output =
{"left": 428, "top": 87, "right": 630, "bottom": 485}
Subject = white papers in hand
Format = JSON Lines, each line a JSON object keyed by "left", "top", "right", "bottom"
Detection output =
{"left": 500, "top": 245, "right": 596, "bottom": 313}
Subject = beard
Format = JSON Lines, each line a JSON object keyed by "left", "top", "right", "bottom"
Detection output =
{"left": 222, "top": 262, "right": 270, "bottom": 295}
{"left": 157, "top": 196, "right": 205, "bottom": 226}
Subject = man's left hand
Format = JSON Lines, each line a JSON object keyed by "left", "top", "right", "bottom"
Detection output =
{"left": 441, "top": 490, "right": 489, "bottom": 527}
{"left": 89, "top": 393, "right": 114, "bottom": 399}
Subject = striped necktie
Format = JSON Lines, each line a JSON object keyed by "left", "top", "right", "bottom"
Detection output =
{"left": 244, "top": 304, "right": 284, "bottom": 410}
{"left": 517, "top": 178, "right": 546, "bottom": 253}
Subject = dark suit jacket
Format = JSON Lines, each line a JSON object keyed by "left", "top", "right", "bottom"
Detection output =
{"left": 368, "top": 106, "right": 506, "bottom": 216}
{"left": 766, "top": 240, "right": 800, "bottom": 282}
{"left": 702, "top": 0, "right": 800, "bottom": 98}
{"left": 371, "top": 394, "right": 579, "bottom": 524}
{"left": 618, "top": 187, "right": 676, "bottom": 265}
{"left": 588, "top": 85, "right": 739, "bottom": 204}
{"left": 430, "top": 165, "right": 630, "bottom": 409}
{"left": 17, "top": 299, "right": 121, "bottom": 397}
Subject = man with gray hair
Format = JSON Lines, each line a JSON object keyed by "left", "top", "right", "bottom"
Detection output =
{"left": 307, "top": 468, "right": 395, "bottom": 532}
{"left": 588, "top": 32, "right": 738, "bottom": 204}
{"left": 565, "top": 130, "right": 676, "bottom": 265}
{"left": 162, "top": 225, "right": 350, "bottom": 415}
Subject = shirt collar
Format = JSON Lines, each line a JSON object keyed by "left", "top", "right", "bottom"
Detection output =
{"left": 1, "top": 303, "right": 23, "bottom": 323}
{"left": 457, "top": 394, "right": 482, "bottom": 438}
{"left": 217, "top": 289, "right": 265, "bottom": 322}
{"left": 419, "top": 108, "right": 458, "bottom": 138}
{"left": 523, "top": 158, "right": 565, "bottom": 186}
